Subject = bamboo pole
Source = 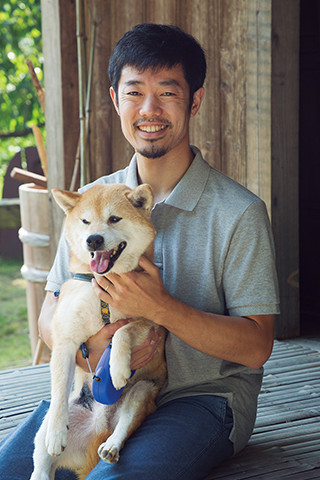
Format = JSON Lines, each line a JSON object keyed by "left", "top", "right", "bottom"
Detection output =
{"left": 26, "top": 59, "right": 47, "bottom": 176}
{"left": 69, "top": 140, "right": 80, "bottom": 191}
{"left": 76, "top": 0, "right": 87, "bottom": 187}
{"left": 32, "top": 124, "right": 47, "bottom": 177}
{"left": 85, "top": 6, "right": 97, "bottom": 183}
{"left": 26, "top": 58, "right": 45, "bottom": 113}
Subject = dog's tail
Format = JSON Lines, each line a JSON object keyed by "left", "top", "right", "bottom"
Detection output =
{"left": 78, "top": 429, "right": 112, "bottom": 480}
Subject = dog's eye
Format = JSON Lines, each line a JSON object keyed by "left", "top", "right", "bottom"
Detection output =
{"left": 82, "top": 219, "right": 90, "bottom": 225}
{"left": 108, "top": 216, "right": 122, "bottom": 224}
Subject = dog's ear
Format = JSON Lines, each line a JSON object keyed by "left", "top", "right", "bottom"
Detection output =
{"left": 126, "top": 184, "right": 153, "bottom": 212}
{"left": 51, "top": 189, "right": 80, "bottom": 213}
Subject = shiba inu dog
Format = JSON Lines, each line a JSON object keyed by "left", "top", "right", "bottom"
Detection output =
{"left": 30, "top": 183, "right": 167, "bottom": 480}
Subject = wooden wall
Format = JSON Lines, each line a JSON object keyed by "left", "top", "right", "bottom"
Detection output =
{"left": 86, "top": 0, "right": 272, "bottom": 215}
{"left": 41, "top": 0, "right": 300, "bottom": 338}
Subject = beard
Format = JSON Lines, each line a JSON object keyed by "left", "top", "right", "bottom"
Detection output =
{"left": 137, "top": 143, "right": 170, "bottom": 159}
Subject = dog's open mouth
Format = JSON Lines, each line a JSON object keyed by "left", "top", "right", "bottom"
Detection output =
{"left": 90, "top": 241, "right": 127, "bottom": 274}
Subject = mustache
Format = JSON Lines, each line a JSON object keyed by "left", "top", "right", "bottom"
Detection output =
{"left": 133, "top": 118, "right": 172, "bottom": 128}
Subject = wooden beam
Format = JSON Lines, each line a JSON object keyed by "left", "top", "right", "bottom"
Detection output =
{"left": 271, "top": 0, "right": 300, "bottom": 338}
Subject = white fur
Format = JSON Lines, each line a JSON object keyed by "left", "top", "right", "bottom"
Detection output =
{"left": 30, "top": 184, "right": 166, "bottom": 479}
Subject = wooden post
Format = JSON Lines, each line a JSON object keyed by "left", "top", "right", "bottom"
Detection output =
{"left": 271, "top": 0, "right": 300, "bottom": 338}
{"left": 41, "top": 0, "right": 79, "bottom": 256}
{"left": 246, "top": 1, "right": 272, "bottom": 215}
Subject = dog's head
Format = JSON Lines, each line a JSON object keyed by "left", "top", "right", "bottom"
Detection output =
{"left": 52, "top": 184, "right": 155, "bottom": 275}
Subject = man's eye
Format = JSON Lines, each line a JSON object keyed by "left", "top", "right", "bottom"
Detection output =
{"left": 109, "top": 216, "right": 122, "bottom": 224}
{"left": 162, "top": 92, "right": 175, "bottom": 96}
{"left": 82, "top": 219, "right": 90, "bottom": 225}
{"left": 127, "top": 91, "right": 140, "bottom": 96}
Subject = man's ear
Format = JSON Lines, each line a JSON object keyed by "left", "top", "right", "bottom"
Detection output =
{"left": 110, "top": 87, "right": 120, "bottom": 115}
{"left": 190, "top": 87, "right": 205, "bottom": 117}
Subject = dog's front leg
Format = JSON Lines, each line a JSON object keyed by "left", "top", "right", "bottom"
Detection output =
{"left": 45, "top": 345, "right": 77, "bottom": 456}
{"left": 30, "top": 412, "right": 57, "bottom": 480}
{"left": 109, "top": 322, "right": 150, "bottom": 390}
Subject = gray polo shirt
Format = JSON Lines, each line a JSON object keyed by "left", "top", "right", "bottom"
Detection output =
{"left": 46, "top": 146, "right": 280, "bottom": 453}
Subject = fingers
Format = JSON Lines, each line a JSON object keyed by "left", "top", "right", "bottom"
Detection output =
{"left": 130, "top": 327, "right": 162, "bottom": 370}
{"left": 76, "top": 319, "right": 130, "bottom": 373}
{"left": 91, "top": 276, "right": 113, "bottom": 302}
{"left": 93, "top": 275, "right": 113, "bottom": 292}
{"left": 138, "top": 255, "right": 157, "bottom": 273}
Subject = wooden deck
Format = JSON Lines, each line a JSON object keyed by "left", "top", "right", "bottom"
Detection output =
{"left": 1, "top": 338, "right": 320, "bottom": 479}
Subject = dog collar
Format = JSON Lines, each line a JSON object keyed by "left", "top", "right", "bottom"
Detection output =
{"left": 75, "top": 273, "right": 135, "bottom": 405}
{"left": 73, "top": 273, "right": 110, "bottom": 324}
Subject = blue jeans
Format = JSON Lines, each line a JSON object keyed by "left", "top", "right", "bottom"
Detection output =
{"left": 0, "top": 395, "right": 234, "bottom": 480}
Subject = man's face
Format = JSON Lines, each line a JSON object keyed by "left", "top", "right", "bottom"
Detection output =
{"left": 110, "top": 64, "right": 202, "bottom": 160}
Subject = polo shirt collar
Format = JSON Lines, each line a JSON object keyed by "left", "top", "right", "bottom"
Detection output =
{"left": 126, "top": 146, "right": 210, "bottom": 212}
{"left": 125, "top": 157, "right": 139, "bottom": 189}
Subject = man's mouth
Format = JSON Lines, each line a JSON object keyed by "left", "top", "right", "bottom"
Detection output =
{"left": 134, "top": 119, "right": 171, "bottom": 135}
{"left": 90, "top": 241, "right": 127, "bottom": 274}
{"left": 137, "top": 124, "right": 168, "bottom": 133}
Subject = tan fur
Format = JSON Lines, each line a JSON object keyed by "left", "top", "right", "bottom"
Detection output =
{"left": 30, "top": 184, "right": 167, "bottom": 480}
{"left": 79, "top": 430, "right": 111, "bottom": 480}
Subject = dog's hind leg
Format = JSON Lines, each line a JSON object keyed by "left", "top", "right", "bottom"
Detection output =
{"left": 98, "top": 380, "right": 158, "bottom": 464}
{"left": 45, "top": 344, "right": 77, "bottom": 457}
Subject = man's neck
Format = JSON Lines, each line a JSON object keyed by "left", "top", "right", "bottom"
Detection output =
{"left": 136, "top": 144, "right": 194, "bottom": 204}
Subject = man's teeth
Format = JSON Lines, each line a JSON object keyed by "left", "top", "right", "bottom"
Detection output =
{"left": 138, "top": 125, "right": 167, "bottom": 133}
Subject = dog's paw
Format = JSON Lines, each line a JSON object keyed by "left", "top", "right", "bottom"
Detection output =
{"left": 30, "top": 472, "right": 50, "bottom": 480}
{"left": 98, "top": 438, "right": 120, "bottom": 464}
{"left": 45, "top": 426, "right": 68, "bottom": 457}
{"left": 110, "top": 357, "right": 131, "bottom": 390}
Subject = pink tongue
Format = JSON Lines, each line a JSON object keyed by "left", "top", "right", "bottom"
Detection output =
{"left": 90, "top": 251, "right": 111, "bottom": 274}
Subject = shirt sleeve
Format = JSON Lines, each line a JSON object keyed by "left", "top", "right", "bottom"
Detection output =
{"left": 223, "top": 200, "right": 280, "bottom": 317}
{"left": 45, "top": 227, "right": 72, "bottom": 292}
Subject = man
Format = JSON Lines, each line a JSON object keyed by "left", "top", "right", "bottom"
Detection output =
{"left": 0, "top": 24, "right": 279, "bottom": 479}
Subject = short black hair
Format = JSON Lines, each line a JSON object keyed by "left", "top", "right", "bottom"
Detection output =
{"left": 108, "top": 23, "right": 207, "bottom": 105}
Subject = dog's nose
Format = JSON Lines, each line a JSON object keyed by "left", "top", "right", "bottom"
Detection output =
{"left": 87, "top": 234, "right": 104, "bottom": 250}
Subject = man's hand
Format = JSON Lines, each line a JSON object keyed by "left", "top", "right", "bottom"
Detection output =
{"left": 130, "top": 326, "right": 162, "bottom": 370}
{"left": 91, "top": 255, "right": 170, "bottom": 322}
{"left": 76, "top": 320, "right": 162, "bottom": 373}
{"left": 75, "top": 320, "right": 128, "bottom": 372}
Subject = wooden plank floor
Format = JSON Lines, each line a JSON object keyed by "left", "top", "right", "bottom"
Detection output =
{"left": 1, "top": 339, "right": 320, "bottom": 479}
{"left": 208, "top": 338, "right": 320, "bottom": 480}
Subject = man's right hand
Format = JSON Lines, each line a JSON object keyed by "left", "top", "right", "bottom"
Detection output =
{"left": 75, "top": 320, "right": 129, "bottom": 372}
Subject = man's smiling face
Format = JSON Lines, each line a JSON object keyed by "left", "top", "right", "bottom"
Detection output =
{"left": 110, "top": 64, "right": 197, "bottom": 160}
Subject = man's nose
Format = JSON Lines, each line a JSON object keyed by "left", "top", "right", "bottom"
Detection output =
{"left": 139, "top": 95, "right": 162, "bottom": 117}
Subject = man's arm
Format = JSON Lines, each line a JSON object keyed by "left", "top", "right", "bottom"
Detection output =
{"left": 38, "top": 291, "right": 58, "bottom": 351}
{"left": 38, "top": 290, "right": 160, "bottom": 372}
{"left": 92, "top": 256, "right": 275, "bottom": 370}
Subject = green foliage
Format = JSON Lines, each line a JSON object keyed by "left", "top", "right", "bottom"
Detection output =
{"left": 0, "top": 257, "right": 32, "bottom": 370}
{"left": 0, "top": 0, "right": 44, "bottom": 194}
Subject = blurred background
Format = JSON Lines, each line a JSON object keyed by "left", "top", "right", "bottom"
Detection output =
{"left": 0, "top": 0, "right": 43, "bottom": 369}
